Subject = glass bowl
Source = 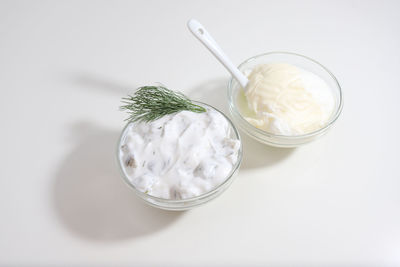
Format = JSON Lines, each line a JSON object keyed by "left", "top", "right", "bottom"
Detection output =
{"left": 116, "top": 102, "right": 243, "bottom": 211}
{"left": 228, "top": 51, "right": 343, "bottom": 147}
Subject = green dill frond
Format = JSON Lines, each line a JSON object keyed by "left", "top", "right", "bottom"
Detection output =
{"left": 120, "top": 85, "right": 206, "bottom": 123}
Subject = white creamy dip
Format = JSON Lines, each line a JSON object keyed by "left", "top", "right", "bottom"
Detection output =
{"left": 119, "top": 106, "right": 240, "bottom": 200}
{"left": 241, "top": 63, "right": 335, "bottom": 135}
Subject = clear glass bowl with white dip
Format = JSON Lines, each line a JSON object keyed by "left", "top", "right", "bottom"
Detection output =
{"left": 117, "top": 101, "right": 242, "bottom": 211}
{"left": 228, "top": 52, "right": 343, "bottom": 147}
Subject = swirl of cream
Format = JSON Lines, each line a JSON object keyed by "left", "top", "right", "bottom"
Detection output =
{"left": 244, "top": 63, "right": 334, "bottom": 135}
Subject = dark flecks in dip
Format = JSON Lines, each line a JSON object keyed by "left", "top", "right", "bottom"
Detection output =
{"left": 125, "top": 156, "right": 136, "bottom": 168}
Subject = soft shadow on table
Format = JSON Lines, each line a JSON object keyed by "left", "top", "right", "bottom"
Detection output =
{"left": 72, "top": 73, "right": 136, "bottom": 95}
{"left": 239, "top": 131, "right": 295, "bottom": 169}
{"left": 52, "top": 122, "right": 183, "bottom": 241}
{"left": 188, "top": 78, "right": 295, "bottom": 170}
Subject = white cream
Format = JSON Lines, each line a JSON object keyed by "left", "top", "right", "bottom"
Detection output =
{"left": 243, "top": 63, "right": 334, "bottom": 135}
{"left": 119, "top": 107, "right": 240, "bottom": 200}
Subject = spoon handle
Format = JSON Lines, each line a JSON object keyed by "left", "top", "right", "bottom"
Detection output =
{"left": 187, "top": 19, "right": 249, "bottom": 89}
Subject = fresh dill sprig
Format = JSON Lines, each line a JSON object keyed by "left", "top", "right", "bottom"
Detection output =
{"left": 120, "top": 85, "right": 206, "bottom": 123}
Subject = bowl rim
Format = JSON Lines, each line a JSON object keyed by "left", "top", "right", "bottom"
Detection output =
{"left": 116, "top": 101, "right": 243, "bottom": 204}
{"left": 228, "top": 51, "right": 344, "bottom": 140}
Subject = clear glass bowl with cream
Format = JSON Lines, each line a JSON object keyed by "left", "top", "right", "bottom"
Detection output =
{"left": 117, "top": 101, "right": 242, "bottom": 211}
{"left": 228, "top": 52, "right": 343, "bottom": 147}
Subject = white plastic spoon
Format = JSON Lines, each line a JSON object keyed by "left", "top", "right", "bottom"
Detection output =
{"left": 187, "top": 19, "right": 249, "bottom": 89}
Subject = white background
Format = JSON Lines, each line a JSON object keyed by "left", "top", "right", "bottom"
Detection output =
{"left": 1, "top": 0, "right": 400, "bottom": 266}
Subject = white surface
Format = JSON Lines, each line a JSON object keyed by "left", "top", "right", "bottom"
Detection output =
{"left": 1, "top": 0, "right": 400, "bottom": 266}
{"left": 187, "top": 19, "right": 249, "bottom": 88}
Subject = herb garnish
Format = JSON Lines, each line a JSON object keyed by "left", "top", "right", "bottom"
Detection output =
{"left": 121, "top": 86, "right": 206, "bottom": 122}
